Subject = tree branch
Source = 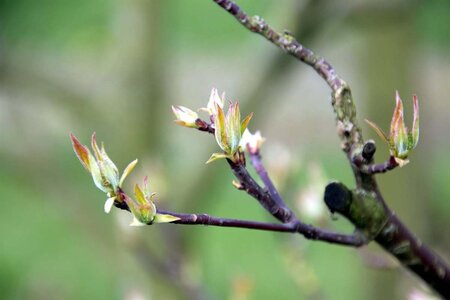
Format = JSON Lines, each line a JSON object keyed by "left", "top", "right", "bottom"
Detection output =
{"left": 376, "top": 213, "right": 450, "bottom": 297}
{"left": 157, "top": 210, "right": 365, "bottom": 247}
{"left": 361, "top": 157, "right": 398, "bottom": 174}
{"left": 212, "top": 0, "right": 450, "bottom": 297}
{"left": 212, "top": 0, "right": 362, "bottom": 155}
{"left": 191, "top": 119, "right": 367, "bottom": 247}
{"left": 351, "top": 141, "right": 399, "bottom": 174}
{"left": 195, "top": 120, "right": 296, "bottom": 223}
{"left": 227, "top": 159, "right": 296, "bottom": 223}
{"left": 248, "top": 151, "right": 286, "bottom": 208}
{"left": 324, "top": 181, "right": 450, "bottom": 298}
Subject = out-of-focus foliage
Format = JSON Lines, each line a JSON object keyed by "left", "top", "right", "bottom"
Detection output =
{"left": 416, "top": 0, "right": 450, "bottom": 49}
{"left": 0, "top": 0, "right": 114, "bottom": 50}
{"left": 1, "top": 0, "right": 449, "bottom": 299}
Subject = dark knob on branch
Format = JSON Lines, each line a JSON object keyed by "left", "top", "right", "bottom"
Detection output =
{"left": 324, "top": 182, "right": 352, "bottom": 214}
{"left": 362, "top": 140, "right": 376, "bottom": 160}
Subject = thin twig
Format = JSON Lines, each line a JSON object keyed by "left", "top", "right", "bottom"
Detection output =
{"left": 362, "top": 156, "right": 398, "bottom": 174}
{"left": 195, "top": 119, "right": 214, "bottom": 134}
{"left": 191, "top": 119, "right": 364, "bottom": 246}
{"left": 249, "top": 151, "right": 286, "bottom": 208}
{"left": 194, "top": 120, "right": 296, "bottom": 223}
{"left": 157, "top": 210, "right": 365, "bottom": 247}
{"left": 227, "top": 159, "right": 296, "bottom": 223}
{"left": 352, "top": 151, "right": 399, "bottom": 174}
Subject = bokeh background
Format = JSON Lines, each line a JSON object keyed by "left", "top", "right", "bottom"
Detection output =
{"left": 1, "top": 0, "right": 449, "bottom": 299}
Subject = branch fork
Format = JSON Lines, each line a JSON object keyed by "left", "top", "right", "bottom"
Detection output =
{"left": 210, "top": 0, "right": 449, "bottom": 296}
{"left": 71, "top": 0, "right": 450, "bottom": 297}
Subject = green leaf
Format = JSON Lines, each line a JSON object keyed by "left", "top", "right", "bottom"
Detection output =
{"left": 119, "top": 159, "right": 138, "bottom": 187}
{"left": 70, "top": 133, "right": 91, "bottom": 172}
{"left": 153, "top": 213, "right": 180, "bottom": 224}
{"left": 214, "top": 104, "right": 228, "bottom": 152}
{"left": 104, "top": 197, "right": 116, "bottom": 214}
{"left": 365, "top": 119, "right": 389, "bottom": 144}
{"left": 134, "top": 184, "right": 147, "bottom": 205}
{"left": 129, "top": 217, "right": 147, "bottom": 227}
{"left": 206, "top": 152, "right": 231, "bottom": 164}
{"left": 240, "top": 112, "right": 253, "bottom": 135}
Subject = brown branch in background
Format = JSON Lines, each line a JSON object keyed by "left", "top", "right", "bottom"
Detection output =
{"left": 132, "top": 238, "right": 214, "bottom": 300}
{"left": 212, "top": 0, "right": 450, "bottom": 297}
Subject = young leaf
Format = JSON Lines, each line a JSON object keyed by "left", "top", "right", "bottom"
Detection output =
{"left": 70, "top": 134, "right": 91, "bottom": 172}
{"left": 153, "top": 213, "right": 180, "bottom": 224}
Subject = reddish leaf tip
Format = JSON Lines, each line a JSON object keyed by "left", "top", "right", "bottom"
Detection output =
{"left": 70, "top": 133, "right": 91, "bottom": 172}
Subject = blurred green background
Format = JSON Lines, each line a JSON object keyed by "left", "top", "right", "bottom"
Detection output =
{"left": 1, "top": 0, "right": 449, "bottom": 299}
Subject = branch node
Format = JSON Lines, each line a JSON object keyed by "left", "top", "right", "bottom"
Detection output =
{"left": 362, "top": 140, "right": 376, "bottom": 161}
{"left": 250, "top": 15, "right": 267, "bottom": 32}
{"left": 324, "top": 181, "right": 353, "bottom": 215}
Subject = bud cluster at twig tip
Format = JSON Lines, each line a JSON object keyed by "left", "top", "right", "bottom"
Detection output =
{"left": 70, "top": 133, "right": 179, "bottom": 225}
{"left": 172, "top": 87, "right": 256, "bottom": 164}
{"left": 365, "top": 91, "right": 419, "bottom": 166}
{"left": 240, "top": 129, "right": 265, "bottom": 155}
{"left": 171, "top": 105, "right": 199, "bottom": 128}
{"left": 207, "top": 100, "right": 253, "bottom": 163}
